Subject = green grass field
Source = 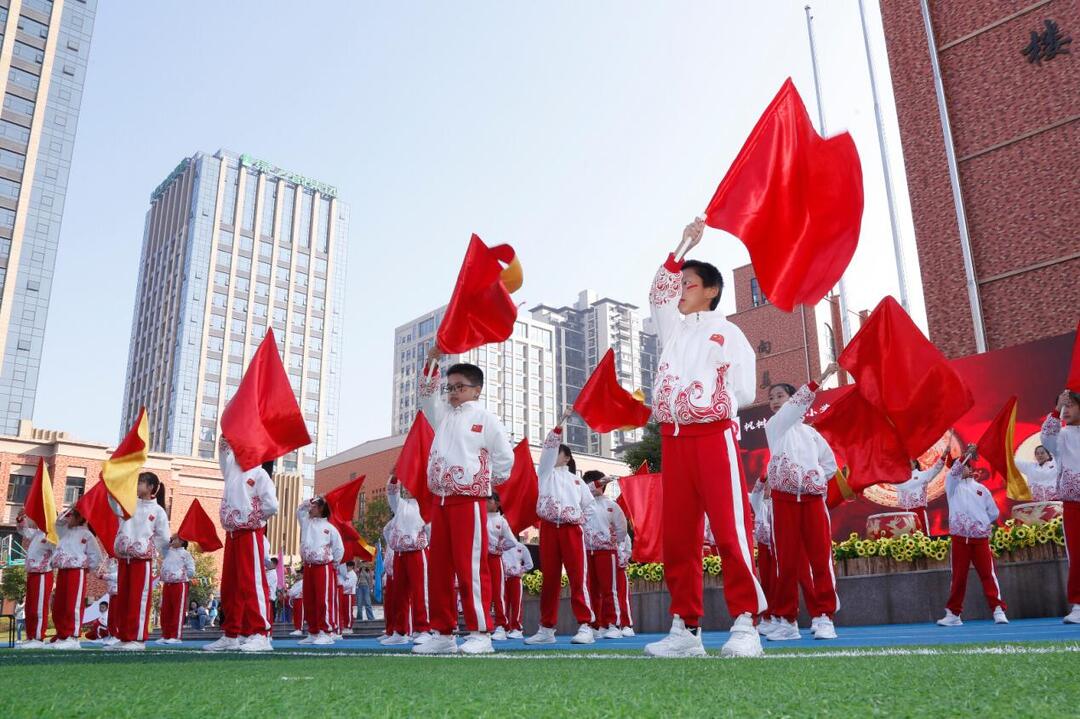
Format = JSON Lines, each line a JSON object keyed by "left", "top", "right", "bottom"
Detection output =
{"left": 2, "top": 644, "right": 1077, "bottom": 718}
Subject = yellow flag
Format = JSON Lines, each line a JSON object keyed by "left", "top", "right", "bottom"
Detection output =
{"left": 102, "top": 408, "right": 150, "bottom": 518}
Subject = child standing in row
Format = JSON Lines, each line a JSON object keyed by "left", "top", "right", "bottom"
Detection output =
{"left": 501, "top": 540, "right": 533, "bottom": 639}
{"left": 14, "top": 510, "right": 54, "bottom": 649}
{"left": 157, "top": 535, "right": 196, "bottom": 645}
{"left": 1042, "top": 390, "right": 1080, "bottom": 624}
{"left": 287, "top": 571, "right": 305, "bottom": 636}
{"left": 486, "top": 493, "right": 518, "bottom": 641}
{"left": 49, "top": 508, "right": 103, "bottom": 649}
{"left": 296, "top": 497, "right": 344, "bottom": 646}
{"left": 615, "top": 533, "right": 634, "bottom": 636}
{"left": 386, "top": 475, "right": 432, "bottom": 644}
{"left": 583, "top": 472, "right": 628, "bottom": 640}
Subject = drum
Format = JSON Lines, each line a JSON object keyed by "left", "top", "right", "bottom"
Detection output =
{"left": 1011, "top": 501, "right": 1063, "bottom": 526}
{"left": 866, "top": 512, "right": 918, "bottom": 539}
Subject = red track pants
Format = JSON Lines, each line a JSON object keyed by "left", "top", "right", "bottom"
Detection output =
{"left": 616, "top": 565, "right": 633, "bottom": 628}
{"left": 1065, "top": 501, "right": 1080, "bottom": 605}
{"left": 488, "top": 554, "right": 508, "bottom": 628}
{"left": 51, "top": 568, "right": 87, "bottom": 641}
{"left": 393, "top": 549, "right": 431, "bottom": 633}
{"left": 946, "top": 536, "right": 1005, "bottom": 615}
{"left": 160, "top": 582, "right": 189, "bottom": 640}
{"left": 770, "top": 492, "right": 838, "bottom": 622}
{"left": 429, "top": 497, "right": 492, "bottom": 634}
{"left": 291, "top": 597, "right": 305, "bottom": 630}
{"left": 114, "top": 558, "right": 153, "bottom": 642}
{"left": 221, "top": 528, "right": 272, "bottom": 638}
{"left": 106, "top": 592, "right": 118, "bottom": 638}
{"left": 302, "top": 563, "right": 337, "bottom": 635}
{"left": 587, "top": 549, "right": 618, "bottom": 628}
{"left": 660, "top": 421, "right": 766, "bottom": 625}
{"left": 340, "top": 591, "right": 354, "bottom": 631}
{"left": 505, "top": 576, "right": 523, "bottom": 631}
{"left": 539, "top": 520, "right": 594, "bottom": 628}
{"left": 24, "top": 571, "right": 52, "bottom": 641}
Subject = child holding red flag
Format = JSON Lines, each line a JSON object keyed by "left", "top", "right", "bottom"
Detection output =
{"left": 583, "top": 472, "right": 628, "bottom": 640}
{"left": 486, "top": 493, "right": 518, "bottom": 641}
{"left": 894, "top": 457, "right": 947, "bottom": 535}
{"left": 203, "top": 438, "right": 279, "bottom": 653}
{"left": 644, "top": 218, "right": 764, "bottom": 659}
{"left": 156, "top": 535, "right": 195, "bottom": 645}
{"left": 386, "top": 475, "right": 432, "bottom": 645}
{"left": 502, "top": 540, "right": 533, "bottom": 639}
{"left": 615, "top": 533, "right": 634, "bottom": 636}
{"left": 107, "top": 472, "right": 170, "bottom": 651}
{"left": 413, "top": 349, "right": 514, "bottom": 656}
{"left": 1015, "top": 445, "right": 1058, "bottom": 502}
{"left": 48, "top": 508, "right": 103, "bottom": 649}
{"left": 1042, "top": 390, "right": 1080, "bottom": 623}
{"left": 14, "top": 510, "right": 55, "bottom": 649}
{"left": 938, "top": 445, "right": 1008, "bottom": 627}
{"left": 524, "top": 424, "right": 596, "bottom": 646}
{"left": 296, "top": 497, "right": 344, "bottom": 646}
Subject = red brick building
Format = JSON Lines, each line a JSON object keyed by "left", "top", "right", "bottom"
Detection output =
{"left": 879, "top": 1, "right": 1079, "bottom": 358}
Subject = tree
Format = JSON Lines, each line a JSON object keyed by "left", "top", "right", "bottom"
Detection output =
{"left": 357, "top": 496, "right": 391, "bottom": 547}
{"left": 1, "top": 565, "right": 26, "bottom": 601}
{"left": 189, "top": 549, "right": 219, "bottom": 607}
{"left": 622, "top": 421, "right": 662, "bottom": 473}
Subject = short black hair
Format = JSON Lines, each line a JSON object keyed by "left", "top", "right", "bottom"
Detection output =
{"left": 313, "top": 496, "right": 331, "bottom": 519}
{"left": 447, "top": 363, "right": 484, "bottom": 388}
{"left": 582, "top": 470, "right": 605, "bottom": 484}
{"left": 558, "top": 444, "right": 576, "bottom": 474}
{"left": 268, "top": 557, "right": 278, "bottom": 566}
{"left": 682, "top": 260, "right": 724, "bottom": 310}
{"left": 177, "top": 538, "right": 189, "bottom": 549}
{"left": 769, "top": 383, "right": 797, "bottom": 399}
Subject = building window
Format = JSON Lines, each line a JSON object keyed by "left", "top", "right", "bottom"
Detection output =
{"left": 6, "top": 472, "right": 33, "bottom": 503}
{"left": 750, "top": 278, "right": 768, "bottom": 308}
{"left": 63, "top": 476, "right": 85, "bottom": 506}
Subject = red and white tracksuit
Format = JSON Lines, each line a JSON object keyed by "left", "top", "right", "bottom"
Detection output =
{"left": 112, "top": 498, "right": 170, "bottom": 643}
{"left": 487, "top": 511, "right": 518, "bottom": 629}
{"left": 84, "top": 612, "right": 109, "bottom": 640}
{"left": 765, "top": 383, "right": 840, "bottom": 623}
{"left": 420, "top": 365, "right": 514, "bottom": 634}
{"left": 1041, "top": 414, "right": 1079, "bottom": 606}
{"left": 288, "top": 578, "right": 305, "bottom": 631}
{"left": 894, "top": 458, "right": 946, "bottom": 534}
{"left": 218, "top": 446, "right": 279, "bottom": 639}
{"left": 387, "top": 482, "right": 431, "bottom": 634}
{"left": 263, "top": 535, "right": 279, "bottom": 625}
{"left": 50, "top": 513, "right": 103, "bottom": 641}
{"left": 502, "top": 541, "right": 533, "bottom": 632}
{"left": 536, "top": 428, "right": 596, "bottom": 628}
{"left": 650, "top": 255, "right": 765, "bottom": 625}
{"left": 159, "top": 546, "right": 195, "bottom": 640}
{"left": 18, "top": 516, "right": 55, "bottom": 642}
{"left": 1014, "top": 456, "right": 1058, "bottom": 502}
{"left": 750, "top": 478, "right": 817, "bottom": 619}
{"left": 585, "top": 493, "right": 628, "bottom": 629}
{"left": 615, "top": 535, "right": 633, "bottom": 629}
{"left": 338, "top": 566, "right": 357, "bottom": 631}
{"left": 944, "top": 460, "right": 1006, "bottom": 615}
{"left": 100, "top": 559, "right": 118, "bottom": 639}
{"left": 298, "top": 503, "right": 345, "bottom": 636}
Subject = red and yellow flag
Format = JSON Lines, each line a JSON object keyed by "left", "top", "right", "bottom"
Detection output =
{"left": 103, "top": 407, "right": 149, "bottom": 518}
{"left": 976, "top": 396, "right": 1030, "bottom": 502}
{"left": 573, "top": 349, "right": 652, "bottom": 433}
{"left": 23, "top": 457, "right": 58, "bottom": 545}
{"left": 436, "top": 234, "right": 523, "bottom": 355}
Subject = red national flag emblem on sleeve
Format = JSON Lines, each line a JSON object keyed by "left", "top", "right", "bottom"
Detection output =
{"left": 976, "top": 396, "right": 1031, "bottom": 502}
{"left": 436, "top": 234, "right": 523, "bottom": 354}
{"left": 499, "top": 439, "right": 540, "bottom": 535}
{"left": 573, "top": 349, "right": 652, "bottom": 433}
{"left": 396, "top": 413, "right": 435, "bottom": 523}
{"left": 23, "top": 457, "right": 58, "bottom": 545}
{"left": 102, "top": 407, "right": 150, "bottom": 519}
{"left": 704, "top": 78, "right": 863, "bottom": 312}
{"left": 177, "top": 498, "right": 223, "bottom": 552}
{"left": 1067, "top": 321, "right": 1080, "bottom": 392}
{"left": 811, "top": 387, "right": 911, "bottom": 488}
{"left": 220, "top": 328, "right": 312, "bottom": 472}
{"left": 617, "top": 463, "right": 663, "bottom": 563}
{"left": 76, "top": 482, "right": 119, "bottom": 558}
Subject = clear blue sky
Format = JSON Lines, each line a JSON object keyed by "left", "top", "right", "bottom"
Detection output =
{"left": 35, "top": 0, "right": 926, "bottom": 450}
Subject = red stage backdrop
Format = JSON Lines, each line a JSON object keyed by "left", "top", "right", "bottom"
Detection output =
{"left": 734, "top": 331, "right": 1075, "bottom": 539}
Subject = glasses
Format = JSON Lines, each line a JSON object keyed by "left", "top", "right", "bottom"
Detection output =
{"left": 444, "top": 382, "right": 478, "bottom": 393}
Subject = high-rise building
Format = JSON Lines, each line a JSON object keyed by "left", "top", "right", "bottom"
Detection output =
{"left": 391, "top": 308, "right": 558, "bottom": 446}
{"left": 0, "top": 0, "right": 97, "bottom": 434}
{"left": 122, "top": 150, "right": 348, "bottom": 491}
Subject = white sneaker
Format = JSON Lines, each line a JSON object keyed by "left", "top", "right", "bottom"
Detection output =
{"left": 101, "top": 636, "right": 120, "bottom": 647}
{"left": 50, "top": 638, "right": 81, "bottom": 650}
{"left": 507, "top": 629, "right": 524, "bottom": 639}
{"left": 297, "top": 634, "right": 317, "bottom": 645}
{"left": 620, "top": 627, "right": 635, "bottom": 638}
{"left": 289, "top": 629, "right": 305, "bottom": 637}
{"left": 412, "top": 631, "right": 434, "bottom": 645}
{"left": 203, "top": 636, "right": 242, "bottom": 652}
{"left": 239, "top": 634, "right": 273, "bottom": 652}
{"left": 164, "top": 638, "right": 182, "bottom": 645}
{"left": 937, "top": 610, "right": 963, "bottom": 627}
{"left": 722, "top": 613, "right": 764, "bottom": 658}
{"left": 460, "top": 632, "right": 495, "bottom": 655}
{"left": 524, "top": 626, "right": 557, "bottom": 645}
{"left": 15, "top": 639, "right": 44, "bottom": 650}
{"left": 331, "top": 633, "right": 343, "bottom": 641}
{"left": 813, "top": 615, "right": 838, "bottom": 640}
{"left": 993, "top": 607, "right": 1009, "bottom": 625}
{"left": 383, "top": 633, "right": 412, "bottom": 645}
{"left": 767, "top": 618, "right": 801, "bottom": 641}
{"left": 154, "top": 638, "right": 172, "bottom": 646}
{"left": 758, "top": 617, "right": 778, "bottom": 637}
{"left": 116, "top": 641, "right": 145, "bottom": 651}
{"left": 644, "top": 616, "right": 706, "bottom": 658}
{"left": 411, "top": 632, "right": 459, "bottom": 655}
{"left": 343, "top": 629, "right": 353, "bottom": 635}
{"left": 571, "top": 624, "right": 595, "bottom": 644}
{"left": 1064, "top": 605, "right": 1080, "bottom": 624}
{"left": 376, "top": 633, "right": 389, "bottom": 642}
{"left": 491, "top": 626, "right": 508, "bottom": 641}
{"left": 810, "top": 616, "right": 821, "bottom": 636}
{"left": 602, "top": 625, "right": 623, "bottom": 639}
{"left": 312, "top": 632, "right": 335, "bottom": 646}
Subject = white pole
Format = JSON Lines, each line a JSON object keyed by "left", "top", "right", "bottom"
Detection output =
{"left": 805, "top": 4, "right": 853, "bottom": 344}
{"left": 858, "top": 0, "right": 910, "bottom": 312}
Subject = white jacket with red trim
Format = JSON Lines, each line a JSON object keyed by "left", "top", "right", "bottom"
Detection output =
{"left": 765, "top": 383, "right": 837, "bottom": 498}
{"left": 287, "top": 578, "right": 304, "bottom": 600}
{"left": 51, "top": 511, "right": 103, "bottom": 571}
{"left": 894, "top": 459, "right": 946, "bottom": 510}
{"left": 583, "top": 495, "right": 628, "bottom": 551}
{"left": 945, "top": 461, "right": 999, "bottom": 538}
{"left": 501, "top": 541, "right": 534, "bottom": 577}
{"left": 486, "top": 512, "right": 517, "bottom": 555}
{"left": 218, "top": 444, "right": 279, "bottom": 531}
{"left": 386, "top": 482, "right": 430, "bottom": 552}
{"left": 649, "top": 255, "right": 756, "bottom": 430}
{"left": 748, "top": 479, "right": 773, "bottom": 546}
{"left": 160, "top": 546, "right": 196, "bottom": 583}
{"left": 17, "top": 516, "right": 54, "bottom": 573}
{"left": 296, "top": 503, "right": 344, "bottom": 565}
{"left": 340, "top": 566, "right": 358, "bottom": 594}
{"left": 99, "top": 558, "right": 118, "bottom": 594}
{"left": 1041, "top": 414, "right": 1080, "bottom": 502}
{"left": 1014, "top": 457, "right": 1057, "bottom": 502}
{"left": 536, "top": 428, "right": 594, "bottom": 525}
{"left": 420, "top": 364, "right": 514, "bottom": 498}
{"left": 113, "top": 498, "right": 170, "bottom": 560}
{"left": 617, "top": 535, "right": 632, "bottom": 567}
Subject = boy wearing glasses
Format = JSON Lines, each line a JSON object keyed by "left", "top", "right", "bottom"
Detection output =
{"left": 413, "top": 346, "right": 514, "bottom": 655}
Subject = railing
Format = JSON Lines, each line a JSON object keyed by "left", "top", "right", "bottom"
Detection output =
{"left": 1, "top": 534, "right": 26, "bottom": 566}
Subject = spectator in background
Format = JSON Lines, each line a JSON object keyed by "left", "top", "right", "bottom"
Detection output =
{"left": 187, "top": 601, "right": 199, "bottom": 630}
{"left": 196, "top": 603, "right": 209, "bottom": 630}
{"left": 357, "top": 565, "right": 375, "bottom": 621}
{"left": 14, "top": 598, "right": 25, "bottom": 642}
{"left": 208, "top": 597, "right": 219, "bottom": 627}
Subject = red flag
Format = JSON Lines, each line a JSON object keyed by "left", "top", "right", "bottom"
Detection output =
{"left": 573, "top": 349, "right": 652, "bottom": 433}
{"left": 324, "top": 475, "right": 365, "bottom": 527}
{"left": 220, "top": 328, "right": 311, "bottom": 471}
{"left": 975, "top": 396, "right": 1030, "bottom": 502}
{"left": 839, "top": 296, "right": 973, "bottom": 458}
{"left": 825, "top": 467, "right": 856, "bottom": 510}
{"left": 23, "top": 458, "right": 58, "bottom": 545}
{"left": 704, "top": 78, "right": 863, "bottom": 312}
{"left": 436, "top": 234, "right": 523, "bottom": 354}
{"left": 177, "top": 498, "right": 223, "bottom": 551}
{"left": 342, "top": 525, "right": 377, "bottom": 563}
{"left": 811, "top": 387, "right": 911, "bottom": 488}
{"left": 396, "top": 413, "right": 435, "bottom": 523}
{"left": 499, "top": 439, "right": 539, "bottom": 535}
{"left": 1067, "top": 321, "right": 1080, "bottom": 392}
{"left": 617, "top": 465, "right": 663, "bottom": 563}
{"left": 76, "top": 482, "right": 119, "bottom": 559}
